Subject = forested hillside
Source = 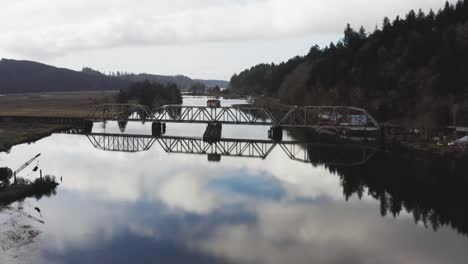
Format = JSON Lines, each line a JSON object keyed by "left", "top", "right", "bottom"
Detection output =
{"left": 101, "top": 71, "right": 229, "bottom": 91}
{"left": 230, "top": 1, "right": 468, "bottom": 127}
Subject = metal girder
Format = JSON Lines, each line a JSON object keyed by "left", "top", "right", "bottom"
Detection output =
{"left": 152, "top": 105, "right": 276, "bottom": 125}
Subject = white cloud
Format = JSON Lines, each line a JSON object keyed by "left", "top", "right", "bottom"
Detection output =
{"left": 0, "top": 0, "right": 455, "bottom": 59}
{"left": 158, "top": 173, "right": 220, "bottom": 214}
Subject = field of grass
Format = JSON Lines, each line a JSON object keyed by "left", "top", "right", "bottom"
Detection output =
{"left": 0, "top": 122, "right": 69, "bottom": 152}
{"left": 0, "top": 91, "right": 117, "bottom": 152}
{"left": 0, "top": 91, "right": 117, "bottom": 117}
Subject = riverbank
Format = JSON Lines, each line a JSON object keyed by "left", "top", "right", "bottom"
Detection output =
{"left": 0, "top": 91, "right": 117, "bottom": 152}
{"left": 253, "top": 97, "right": 468, "bottom": 157}
{"left": 0, "top": 91, "right": 117, "bottom": 118}
{"left": 0, "top": 176, "right": 59, "bottom": 206}
{"left": 0, "top": 122, "right": 69, "bottom": 152}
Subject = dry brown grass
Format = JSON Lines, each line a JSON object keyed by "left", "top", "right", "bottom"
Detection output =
{"left": 0, "top": 122, "right": 69, "bottom": 152}
{"left": 0, "top": 91, "right": 117, "bottom": 152}
{"left": 0, "top": 91, "right": 117, "bottom": 118}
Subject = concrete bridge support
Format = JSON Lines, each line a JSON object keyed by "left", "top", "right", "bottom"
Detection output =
{"left": 83, "top": 120, "right": 94, "bottom": 134}
{"left": 203, "top": 123, "right": 222, "bottom": 143}
{"left": 152, "top": 122, "right": 166, "bottom": 137}
{"left": 268, "top": 126, "right": 283, "bottom": 142}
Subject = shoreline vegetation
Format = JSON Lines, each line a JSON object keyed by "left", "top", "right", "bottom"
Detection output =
{"left": 0, "top": 122, "right": 69, "bottom": 153}
{"left": 116, "top": 80, "right": 182, "bottom": 108}
{"left": 0, "top": 175, "right": 59, "bottom": 206}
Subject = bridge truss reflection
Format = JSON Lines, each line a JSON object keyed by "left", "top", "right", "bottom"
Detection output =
{"left": 73, "top": 132, "right": 379, "bottom": 166}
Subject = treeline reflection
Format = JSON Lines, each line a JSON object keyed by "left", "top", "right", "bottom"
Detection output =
{"left": 304, "top": 143, "right": 468, "bottom": 236}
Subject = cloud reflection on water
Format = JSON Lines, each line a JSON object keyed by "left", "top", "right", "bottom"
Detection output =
{"left": 1, "top": 96, "right": 468, "bottom": 263}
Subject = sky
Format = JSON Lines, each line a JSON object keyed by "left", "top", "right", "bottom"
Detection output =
{"left": 0, "top": 0, "right": 457, "bottom": 80}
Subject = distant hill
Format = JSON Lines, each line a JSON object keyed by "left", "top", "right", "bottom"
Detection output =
{"left": 117, "top": 73, "right": 228, "bottom": 91}
{"left": 0, "top": 59, "right": 130, "bottom": 94}
{"left": 193, "top": 79, "right": 229, "bottom": 89}
{"left": 0, "top": 59, "right": 229, "bottom": 94}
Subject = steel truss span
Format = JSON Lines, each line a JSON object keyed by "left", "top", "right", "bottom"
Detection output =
{"left": 77, "top": 132, "right": 378, "bottom": 166}
{"left": 156, "top": 136, "right": 276, "bottom": 159}
{"left": 152, "top": 105, "right": 276, "bottom": 126}
{"left": 278, "top": 106, "right": 380, "bottom": 130}
{"left": 87, "top": 104, "right": 380, "bottom": 131}
{"left": 86, "top": 133, "right": 157, "bottom": 152}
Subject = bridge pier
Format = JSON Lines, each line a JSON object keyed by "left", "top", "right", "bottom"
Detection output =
{"left": 152, "top": 122, "right": 166, "bottom": 137}
{"left": 83, "top": 121, "right": 94, "bottom": 134}
{"left": 203, "top": 123, "right": 222, "bottom": 143}
{"left": 268, "top": 126, "right": 283, "bottom": 141}
{"left": 208, "top": 154, "right": 221, "bottom": 162}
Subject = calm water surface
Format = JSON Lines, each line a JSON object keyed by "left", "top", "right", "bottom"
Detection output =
{"left": 1, "top": 96, "right": 467, "bottom": 264}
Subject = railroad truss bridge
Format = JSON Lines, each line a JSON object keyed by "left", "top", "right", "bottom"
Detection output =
{"left": 86, "top": 103, "right": 380, "bottom": 141}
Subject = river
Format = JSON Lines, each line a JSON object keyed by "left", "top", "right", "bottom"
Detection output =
{"left": 0, "top": 96, "right": 467, "bottom": 264}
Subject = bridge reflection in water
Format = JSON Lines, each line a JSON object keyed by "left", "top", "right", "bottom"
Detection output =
{"left": 65, "top": 131, "right": 378, "bottom": 166}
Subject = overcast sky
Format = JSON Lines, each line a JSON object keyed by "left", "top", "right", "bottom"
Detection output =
{"left": 0, "top": 0, "right": 456, "bottom": 80}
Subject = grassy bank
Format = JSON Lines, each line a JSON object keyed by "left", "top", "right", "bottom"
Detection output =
{"left": 0, "top": 91, "right": 116, "bottom": 117}
{"left": 0, "top": 91, "right": 117, "bottom": 152}
{"left": 0, "top": 122, "right": 69, "bottom": 152}
{"left": 0, "top": 176, "right": 59, "bottom": 205}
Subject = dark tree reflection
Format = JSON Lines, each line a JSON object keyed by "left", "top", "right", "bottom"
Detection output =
{"left": 290, "top": 127, "right": 468, "bottom": 236}
{"left": 118, "top": 120, "right": 128, "bottom": 133}
{"left": 320, "top": 148, "right": 468, "bottom": 236}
